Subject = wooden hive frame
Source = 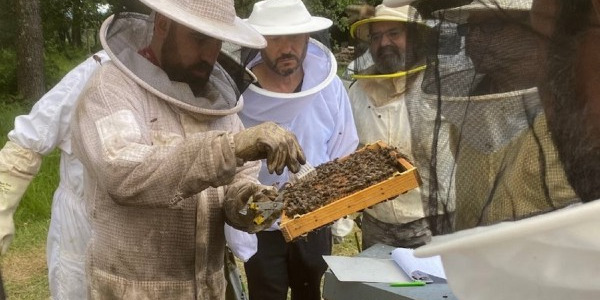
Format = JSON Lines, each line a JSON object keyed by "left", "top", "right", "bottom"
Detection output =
{"left": 279, "top": 141, "right": 421, "bottom": 242}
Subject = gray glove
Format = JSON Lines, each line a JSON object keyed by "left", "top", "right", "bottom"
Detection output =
{"left": 224, "top": 182, "right": 281, "bottom": 233}
{"left": 234, "top": 122, "right": 306, "bottom": 175}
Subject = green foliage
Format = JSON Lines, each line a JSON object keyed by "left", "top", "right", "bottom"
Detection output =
{"left": 41, "top": 0, "right": 110, "bottom": 49}
{"left": 105, "top": 0, "right": 151, "bottom": 14}
{"left": 234, "top": 0, "right": 256, "bottom": 19}
{"left": 44, "top": 46, "right": 91, "bottom": 89}
{"left": 0, "top": 49, "right": 18, "bottom": 96}
{"left": 0, "top": 101, "right": 25, "bottom": 138}
{"left": 0, "top": 46, "right": 91, "bottom": 102}
{"left": 0, "top": 0, "right": 109, "bottom": 51}
{"left": 305, "top": 0, "right": 355, "bottom": 33}
{"left": 0, "top": 0, "right": 107, "bottom": 100}
{"left": 0, "top": 0, "right": 17, "bottom": 48}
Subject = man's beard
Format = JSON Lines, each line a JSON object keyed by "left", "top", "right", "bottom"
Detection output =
{"left": 264, "top": 53, "right": 300, "bottom": 76}
{"left": 544, "top": 31, "right": 600, "bottom": 202}
{"left": 161, "top": 26, "right": 214, "bottom": 97}
{"left": 263, "top": 42, "right": 308, "bottom": 77}
{"left": 374, "top": 45, "right": 406, "bottom": 74}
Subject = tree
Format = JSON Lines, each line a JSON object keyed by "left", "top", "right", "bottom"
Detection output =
{"left": 16, "top": 0, "right": 45, "bottom": 102}
{"left": 234, "top": 0, "right": 255, "bottom": 19}
{"left": 42, "top": 0, "right": 110, "bottom": 51}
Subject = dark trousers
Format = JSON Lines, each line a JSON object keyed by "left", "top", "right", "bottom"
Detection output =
{"left": 244, "top": 227, "right": 332, "bottom": 300}
{"left": 361, "top": 213, "right": 432, "bottom": 249}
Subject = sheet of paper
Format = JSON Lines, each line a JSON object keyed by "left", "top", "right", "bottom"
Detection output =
{"left": 391, "top": 248, "right": 446, "bottom": 280}
{"left": 323, "top": 255, "right": 412, "bottom": 283}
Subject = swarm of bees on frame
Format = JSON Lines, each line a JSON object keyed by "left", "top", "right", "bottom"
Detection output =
{"left": 282, "top": 145, "right": 408, "bottom": 218}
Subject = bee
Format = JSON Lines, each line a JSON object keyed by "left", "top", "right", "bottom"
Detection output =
{"left": 93, "top": 54, "right": 102, "bottom": 65}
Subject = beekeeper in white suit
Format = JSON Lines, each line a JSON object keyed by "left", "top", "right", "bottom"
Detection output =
{"left": 238, "top": 1, "right": 359, "bottom": 299}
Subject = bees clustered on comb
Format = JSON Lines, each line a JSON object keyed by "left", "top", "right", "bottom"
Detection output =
{"left": 282, "top": 146, "right": 408, "bottom": 218}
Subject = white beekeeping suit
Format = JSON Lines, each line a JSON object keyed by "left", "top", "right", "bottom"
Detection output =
{"left": 0, "top": 50, "right": 108, "bottom": 299}
{"left": 0, "top": 49, "right": 255, "bottom": 299}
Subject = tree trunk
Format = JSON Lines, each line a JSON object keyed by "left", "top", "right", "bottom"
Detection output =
{"left": 16, "top": 0, "right": 45, "bottom": 102}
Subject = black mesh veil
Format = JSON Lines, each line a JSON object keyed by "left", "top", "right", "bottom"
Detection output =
{"left": 396, "top": 0, "right": 580, "bottom": 234}
{"left": 218, "top": 43, "right": 258, "bottom": 101}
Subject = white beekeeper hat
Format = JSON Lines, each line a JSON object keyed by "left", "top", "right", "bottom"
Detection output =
{"left": 435, "top": 0, "right": 533, "bottom": 23}
{"left": 414, "top": 201, "right": 600, "bottom": 300}
{"left": 138, "top": 0, "right": 266, "bottom": 48}
{"left": 245, "top": 0, "right": 332, "bottom": 36}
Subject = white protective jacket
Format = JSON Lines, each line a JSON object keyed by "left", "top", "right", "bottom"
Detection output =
{"left": 0, "top": 50, "right": 108, "bottom": 300}
{"left": 71, "top": 13, "right": 262, "bottom": 299}
{"left": 240, "top": 39, "right": 359, "bottom": 234}
{"left": 348, "top": 73, "right": 425, "bottom": 224}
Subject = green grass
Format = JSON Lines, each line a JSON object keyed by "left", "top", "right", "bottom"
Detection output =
{"left": 1, "top": 220, "right": 51, "bottom": 300}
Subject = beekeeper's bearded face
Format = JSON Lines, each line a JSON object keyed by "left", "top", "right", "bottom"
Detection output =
{"left": 261, "top": 34, "right": 309, "bottom": 77}
{"left": 156, "top": 14, "right": 221, "bottom": 96}
{"left": 369, "top": 21, "right": 407, "bottom": 74}
{"left": 532, "top": 0, "right": 600, "bottom": 202}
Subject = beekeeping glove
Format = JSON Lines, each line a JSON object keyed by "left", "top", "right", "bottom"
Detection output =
{"left": 234, "top": 122, "right": 306, "bottom": 175}
{"left": 0, "top": 141, "right": 42, "bottom": 255}
{"left": 224, "top": 182, "right": 281, "bottom": 234}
